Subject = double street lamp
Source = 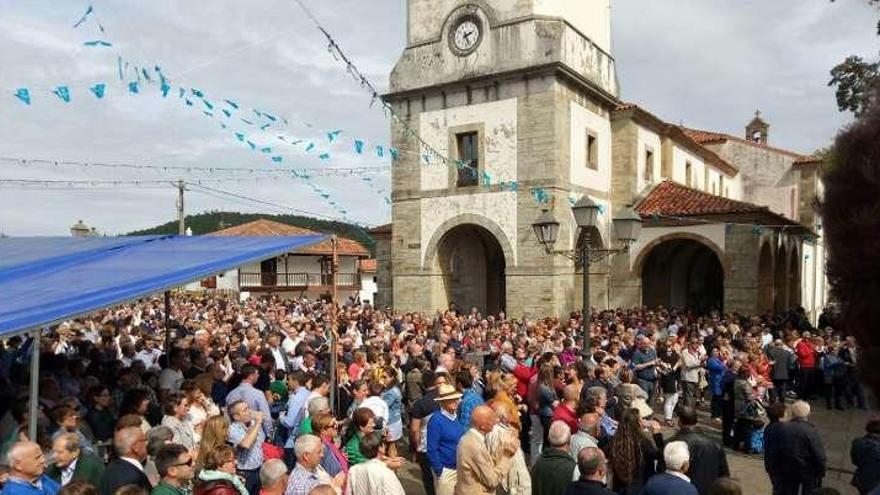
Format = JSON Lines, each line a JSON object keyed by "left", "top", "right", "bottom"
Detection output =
{"left": 532, "top": 197, "right": 643, "bottom": 361}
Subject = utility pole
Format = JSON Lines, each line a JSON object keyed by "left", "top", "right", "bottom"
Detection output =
{"left": 176, "top": 180, "right": 186, "bottom": 235}
{"left": 328, "top": 235, "right": 339, "bottom": 414}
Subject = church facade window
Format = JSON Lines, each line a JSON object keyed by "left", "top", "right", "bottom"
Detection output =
{"left": 685, "top": 161, "right": 693, "bottom": 187}
{"left": 455, "top": 131, "right": 480, "bottom": 187}
{"left": 644, "top": 147, "right": 654, "bottom": 182}
{"left": 586, "top": 130, "right": 599, "bottom": 170}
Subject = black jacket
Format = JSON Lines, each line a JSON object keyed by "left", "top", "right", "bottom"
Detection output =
{"left": 668, "top": 427, "right": 729, "bottom": 495}
{"left": 99, "top": 459, "right": 152, "bottom": 495}
{"left": 564, "top": 479, "right": 615, "bottom": 495}
{"left": 781, "top": 418, "right": 827, "bottom": 478}
{"left": 763, "top": 420, "right": 787, "bottom": 476}
{"left": 851, "top": 434, "right": 880, "bottom": 494}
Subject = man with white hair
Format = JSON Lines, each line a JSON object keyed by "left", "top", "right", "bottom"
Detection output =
{"left": 285, "top": 435, "right": 343, "bottom": 495}
{"left": 1, "top": 441, "right": 60, "bottom": 495}
{"left": 640, "top": 441, "right": 698, "bottom": 495}
{"left": 531, "top": 421, "right": 576, "bottom": 495}
{"left": 779, "top": 401, "right": 826, "bottom": 495}
{"left": 259, "top": 459, "right": 289, "bottom": 495}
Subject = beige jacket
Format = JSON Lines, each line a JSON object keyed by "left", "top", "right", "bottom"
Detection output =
{"left": 454, "top": 429, "right": 514, "bottom": 495}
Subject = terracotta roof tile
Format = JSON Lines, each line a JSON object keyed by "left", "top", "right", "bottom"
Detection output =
{"left": 208, "top": 219, "right": 369, "bottom": 256}
{"left": 359, "top": 259, "right": 377, "bottom": 272}
{"left": 680, "top": 127, "right": 812, "bottom": 161}
{"left": 635, "top": 180, "right": 767, "bottom": 217}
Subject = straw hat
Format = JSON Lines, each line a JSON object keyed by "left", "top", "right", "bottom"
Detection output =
{"left": 434, "top": 384, "right": 463, "bottom": 402}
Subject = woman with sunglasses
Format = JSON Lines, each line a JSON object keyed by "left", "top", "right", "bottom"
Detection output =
{"left": 312, "top": 411, "right": 349, "bottom": 479}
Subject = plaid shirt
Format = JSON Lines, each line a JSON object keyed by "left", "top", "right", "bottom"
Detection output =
{"left": 284, "top": 464, "right": 325, "bottom": 495}
{"left": 227, "top": 420, "right": 264, "bottom": 471}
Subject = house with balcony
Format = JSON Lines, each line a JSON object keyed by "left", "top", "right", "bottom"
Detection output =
{"left": 196, "top": 219, "right": 371, "bottom": 300}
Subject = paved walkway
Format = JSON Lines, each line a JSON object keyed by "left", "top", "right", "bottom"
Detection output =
{"left": 391, "top": 395, "right": 877, "bottom": 495}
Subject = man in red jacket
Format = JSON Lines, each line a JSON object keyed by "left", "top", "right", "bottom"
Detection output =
{"left": 795, "top": 333, "right": 817, "bottom": 400}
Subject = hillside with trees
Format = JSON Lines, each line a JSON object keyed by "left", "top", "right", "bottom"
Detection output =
{"left": 127, "top": 211, "right": 376, "bottom": 253}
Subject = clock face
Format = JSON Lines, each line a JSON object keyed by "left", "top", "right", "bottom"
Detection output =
{"left": 451, "top": 17, "right": 482, "bottom": 55}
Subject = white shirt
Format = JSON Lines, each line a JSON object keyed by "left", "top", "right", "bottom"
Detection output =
{"left": 667, "top": 470, "right": 692, "bottom": 483}
{"left": 361, "top": 396, "right": 390, "bottom": 424}
{"left": 344, "top": 459, "right": 405, "bottom": 495}
{"left": 61, "top": 458, "right": 78, "bottom": 486}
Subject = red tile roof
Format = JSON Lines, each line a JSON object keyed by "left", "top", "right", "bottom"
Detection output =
{"left": 208, "top": 219, "right": 369, "bottom": 256}
{"left": 359, "top": 259, "right": 377, "bottom": 272}
{"left": 635, "top": 180, "right": 769, "bottom": 217}
{"left": 680, "top": 127, "right": 813, "bottom": 161}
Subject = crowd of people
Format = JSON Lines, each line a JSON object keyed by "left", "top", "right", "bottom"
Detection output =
{"left": 0, "top": 293, "right": 875, "bottom": 495}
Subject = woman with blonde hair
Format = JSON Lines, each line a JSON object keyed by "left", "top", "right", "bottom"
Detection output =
{"left": 193, "top": 445, "right": 248, "bottom": 495}
{"left": 196, "top": 415, "right": 230, "bottom": 472}
{"left": 487, "top": 371, "right": 521, "bottom": 431}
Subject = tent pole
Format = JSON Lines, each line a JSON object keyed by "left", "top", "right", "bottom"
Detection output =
{"left": 28, "top": 328, "right": 40, "bottom": 440}
{"left": 328, "top": 235, "right": 338, "bottom": 415}
{"left": 164, "top": 290, "right": 172, "bottom": 355}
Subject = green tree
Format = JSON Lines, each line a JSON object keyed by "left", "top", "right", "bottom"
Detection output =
{"left": 829, "top": 0, "right": 880, "bottom": 115}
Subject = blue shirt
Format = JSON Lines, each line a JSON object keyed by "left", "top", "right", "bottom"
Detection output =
{"left": 1, "top": 476, "right": 60, "bottom": 495}
{"left": 381, "top": 386, "right": 403, "bottom": 424}
{"left": 633, "top": 347, "right": 658, "bottom": 381}
{"left": 426, "top": 410, "right": 466, "bottom": 475}
{"left": 280, "top": 387, "right": 311, "bottom": 448}
{"left": 457, "top": 388, "right": 484, "bottom": 427}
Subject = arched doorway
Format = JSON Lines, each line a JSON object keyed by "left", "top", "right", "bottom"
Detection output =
{"left": 774, "top": 245, "right": 788, "bottom": 311}
{"left": 435, "top": 224, "right": 506, "bottom": 314}
{"left": 758, "top": 242, "right": 774, "bottom": 312}
{"left": 641, "top": 238, "right": 724, "bottom": 314}
{"left": 788, "top": 249, "right": 801, "bottom": 308}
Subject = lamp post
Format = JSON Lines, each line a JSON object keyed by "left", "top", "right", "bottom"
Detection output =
{"left": 532, "top": 199, "right": 643, "bottom": 361}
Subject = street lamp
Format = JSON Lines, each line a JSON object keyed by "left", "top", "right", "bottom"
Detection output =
{"left": 532, "top": 199, "right": 643, "bottom": 361}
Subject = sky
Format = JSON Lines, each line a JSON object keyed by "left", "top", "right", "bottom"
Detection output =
{"left": 0, "top": 0, "right": 876, "bottom": 236}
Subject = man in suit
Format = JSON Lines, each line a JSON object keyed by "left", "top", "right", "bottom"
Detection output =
{"left": 668, "top": 407, "right": 729, "bottom": 495}
{"left": 47, "top": 433, "right": 104, "bottom": 487}
{"left": 454, "top": 405, "right": 518, "bottom": 495}
{"left": 564, "top": 447, "right": 614, "bottom": 495}
{"left": 100, "top": 426, "right": 152, "bottom": 495}
{"left": 640, "top": 441, "right": 698, "bottom": 495}
{"left": 780, "top": 401, "right": 827, "bottom": 495}
{"left": 761, "top": 403, "right": 788, "bottom": 495}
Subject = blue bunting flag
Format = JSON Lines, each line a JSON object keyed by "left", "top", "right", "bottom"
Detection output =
{"left": 354, "top": 140, "right": 364, "bottom": 154}
{"left": 83, "top": 40, "right": 112, "bottom": 47}
{"left": 141, "top": 68, "right": 151, "bottom": 80}
{"left": 222, "top": 109, "right": 232, "bottom": 118}
{"left": 52, "top": 86, "right": 71, "bottom": 102}
{"left": 263, "top": 113, "right": 277, "bottom": 122}
{"left": 384, "top": 196, "right": 392, "bottom": 205}
{"left": 422, "top": 153, "right": 430, "bottom": 165}
{"left": 319, "top": 153, "right": 330, "bottom": 161}
{"left": 241, "top": 119, "right": 254, "bottom": 125}
{"left": 327, "top": 130, "right": 342, "bottom": 142}
{"left": 178, "top": 87, "right": 185, "bottom": 98}
{"left": 224, "top": 99, "right": 239, "bottom": 109}
{"left": 260, "top": 147, "right": 272, "bottom": 154}
{"left": 72, "top": 5, "right": 93, "bottom": 28}
{"left": 390, "top": 148, "right": 400, "bottom": 160}
{"left": 376, "top": 146, "right": 384, "bottom": 158}
{"left": 568, "top": 197, "right": 577, "bottom": 207}
{"left": 246, "top": 141, "right": 257, "bottom": 150}
{"left": 160, "top": 78, "right": 171, "bottom": 97}
{"left": 203, "top": 111, "right": 213, "bottom": 117}
{"left": 271, "top": 156, "right": 283, "bottom": 163}
{"left": 481, "top": 171, "right": 491, "bottom": 187}
{"left": 203, "top": 99, "right": 214, "bottom": 110}
{"left": 305, "top": 143, "right": 315, "bottom": 152}
{"left": 14, "top": 88, "right": 31, "bottom": 105}
{"left": 128, "top": 81, "right": 139, "bottom": 94}
{"left": 117, "top": 56, "right": 123, "bottom": 80}
{"left": 235, "top": 132, "right": 245, "bottom": 142}
{"left": 184, "top": 99, "right": 193, "bottom": 106}
{"left": 191, "top": 88, "right": 204, "bottom": 98}
{"left": 89, "top": 83, "right": 105, "bottom": 99}
{"left": 260, "top": 123, "right": 270, "bottom": 131}
{"left": 597, "top": 204, "right": 605, "bottom": 215}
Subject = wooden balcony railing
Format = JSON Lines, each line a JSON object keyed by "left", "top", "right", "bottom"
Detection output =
{"left": 239, "top": 272, "right": 360, "bottom": 288}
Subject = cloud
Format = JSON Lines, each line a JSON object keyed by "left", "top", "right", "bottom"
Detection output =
{"left": 0, "top": 0, "right": 875, "bottom": 235}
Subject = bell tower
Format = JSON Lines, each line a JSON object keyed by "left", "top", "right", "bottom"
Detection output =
{"left": 385, "top": 0, "right": 621, "bottom": 317}
{"left": 746, "top": 110, "right": 769, "bottom": 144}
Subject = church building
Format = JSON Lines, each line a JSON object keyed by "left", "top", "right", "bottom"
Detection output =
{"left": 376, "top": 0, "right": 827, "bottom": 321}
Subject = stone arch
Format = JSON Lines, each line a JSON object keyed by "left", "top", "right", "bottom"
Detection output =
{"left": 632, "top": 232, "right": 729, "bottom": 278}
{"left": 757, "top": 241, "right": 774, "bottom": 312}
{"left": 429, "top": 223, "right": 507, "bottom": 315}
{"left": 788, "top": 245, "right": 801, "bottom": 308}
{"left": 774, "top": 243, "right": 789, "bottom": 311}
{"left": 638, "top": 235, "right": 725, "bottom": 314}
{"left": 422, "top": 213, "right": 516, "bottom": 270}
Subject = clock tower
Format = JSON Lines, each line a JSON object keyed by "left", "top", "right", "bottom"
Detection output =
{"left": 384, "top": 0, "right": 620, "bottom": 317}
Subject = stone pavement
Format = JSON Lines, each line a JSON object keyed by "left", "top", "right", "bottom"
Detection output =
{"left": 390, "top": 395, "right": 877, "bottom": 495}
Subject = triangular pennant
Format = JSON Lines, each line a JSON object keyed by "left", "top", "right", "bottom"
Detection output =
{"left": 89, "top": 84, "right": 106, "bottom": 99}
{"left": 14, "top": 88, "right": 31, "bottom": 105}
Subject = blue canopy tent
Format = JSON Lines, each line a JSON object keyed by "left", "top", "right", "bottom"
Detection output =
{"left": 0, "top": 234, "right": 327, "bottom": 437}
